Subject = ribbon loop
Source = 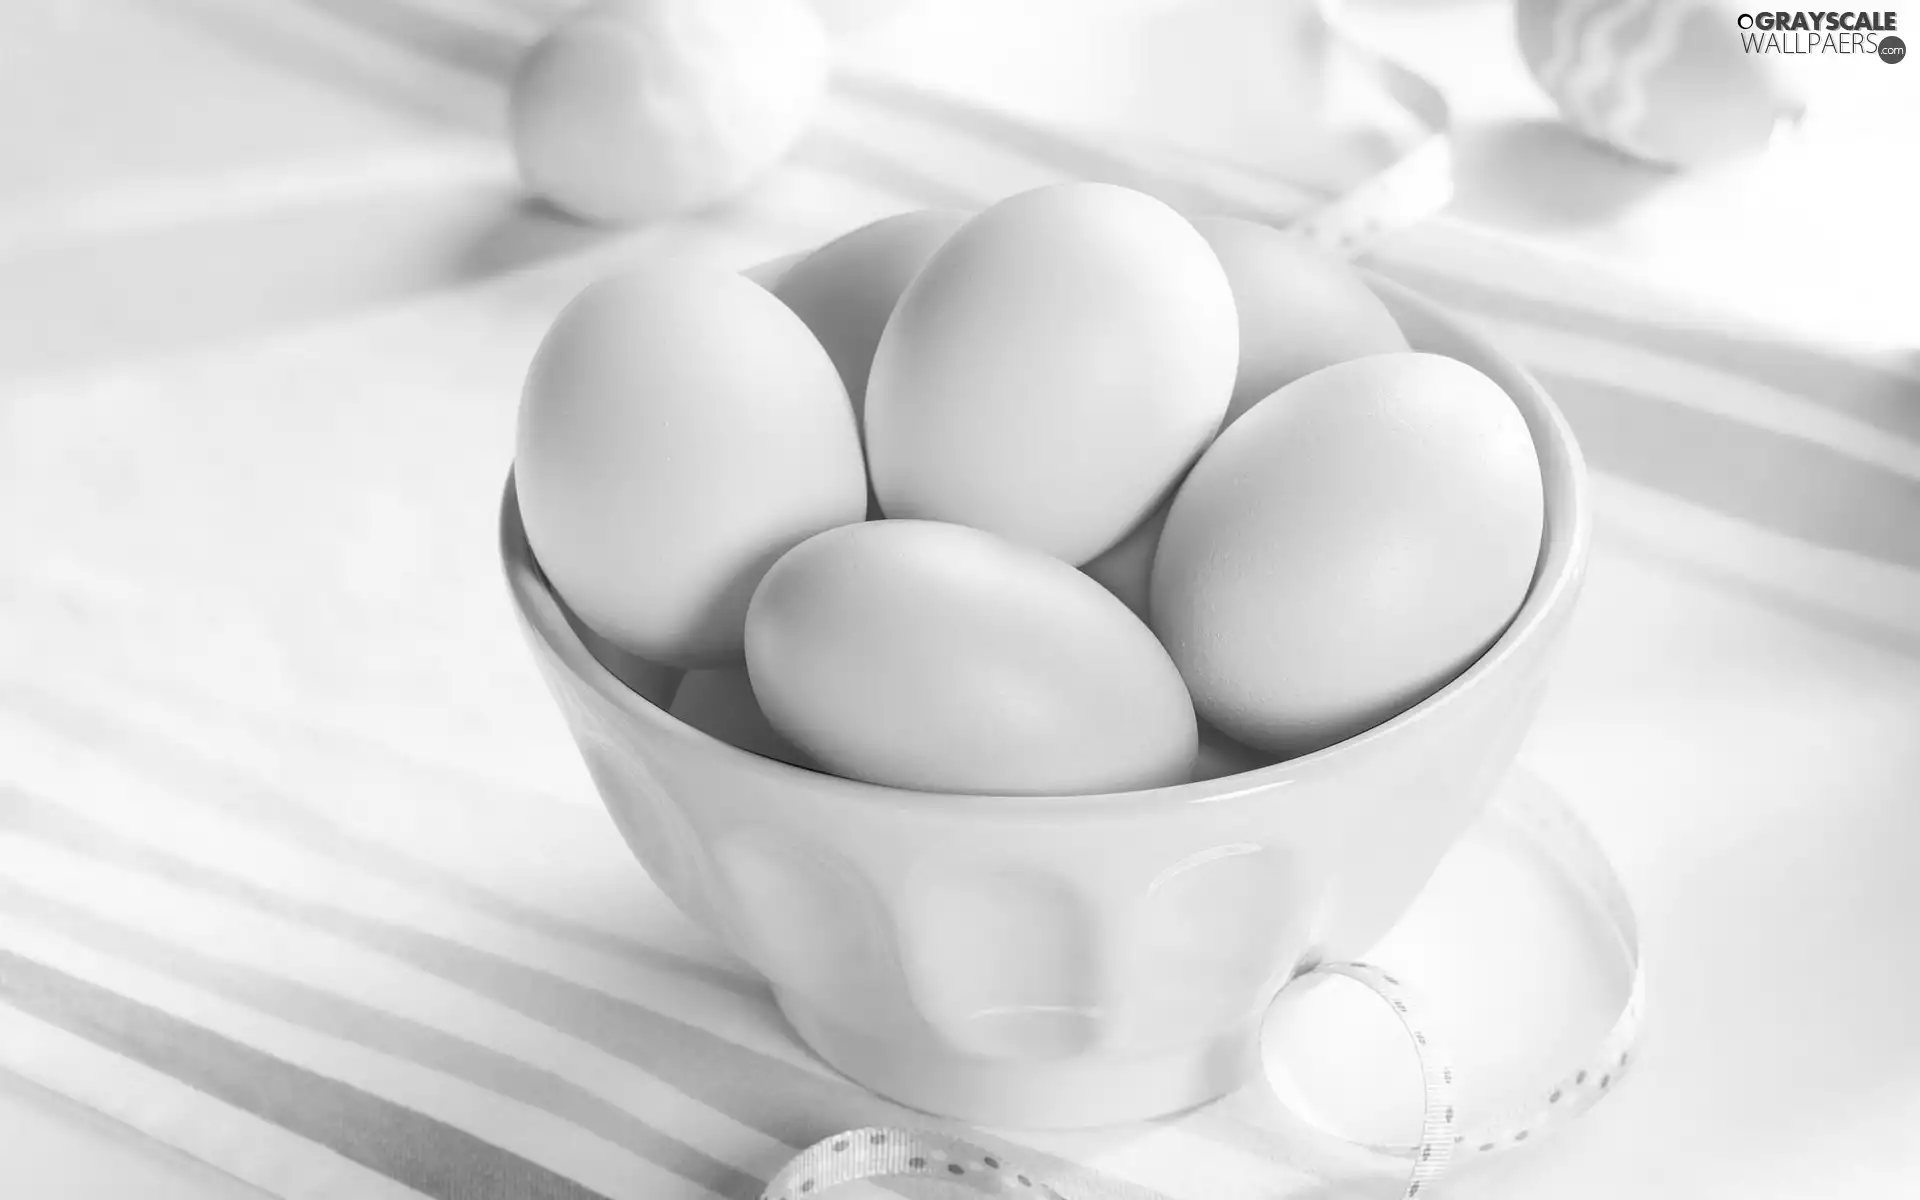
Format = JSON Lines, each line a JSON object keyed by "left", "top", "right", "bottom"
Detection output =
{"left": 761, "top": 1127, "right": 1066, "bottom": 1200}
{"left": 1284, "top": 962, "right": 1459, "bottom": 1196}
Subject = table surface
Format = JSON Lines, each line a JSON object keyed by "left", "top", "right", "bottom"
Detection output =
{"left": 3, "top": 2, "right": 1918, "bottom": 1198}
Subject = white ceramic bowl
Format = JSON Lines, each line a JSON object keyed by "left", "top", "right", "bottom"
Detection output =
{"left": 500, "top": 273, "right": 1590, "bottom": 1129}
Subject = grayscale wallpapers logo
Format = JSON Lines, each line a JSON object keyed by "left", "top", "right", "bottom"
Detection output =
{"left": 1736, "top": 10, "right": 1905, "bottom": 60}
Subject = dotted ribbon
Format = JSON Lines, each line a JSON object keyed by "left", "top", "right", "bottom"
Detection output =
{"left": 1289, "top": 0, "right": 1456, "bottom": 255}
{"left": 762, "top": 1128, "right": 1068, "bottom": 1200}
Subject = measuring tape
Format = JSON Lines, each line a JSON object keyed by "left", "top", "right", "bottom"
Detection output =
{"left": 1287, "top": 0, "right": 1456, "bottom": 256}
{"left": 764, "top": 7, "right": 1640, "bottom": 1197}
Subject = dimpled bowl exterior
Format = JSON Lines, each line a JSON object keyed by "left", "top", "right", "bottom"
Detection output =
{"left": 500, "top": 275, "right": 1590, "bottom": 1129}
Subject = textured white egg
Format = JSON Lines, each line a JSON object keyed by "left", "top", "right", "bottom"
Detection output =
{"left": 865, "top": 183, "right": 1238, "bottom": 564}
{"left": 509, "top": 0, "right": 827, "bottom": 224}
{"left": 746, "top": 520, "right": 1198, "bottom": 795}
{"left": 1193, "top": 216, "right": 1408, "bottom": 427}
{"left": 1515, "top": 0, "right": 1807, "bottom": 168}
{"left": 1152, "top": 353, "right": 1544, "bottom": 758}
{"left": 772, "top": 209, "right": 967, "bottom": 431}
{"left": 516, "top": 261, "right": 867, "bottom": 668}
{"left": 670, "top": 668, "right": 813, "bottom": 767}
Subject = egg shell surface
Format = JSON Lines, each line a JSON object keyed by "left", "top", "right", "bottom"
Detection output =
{"left": 670, "top": 668, "right": 813, "bottom": 767}
{"left": 1194, "top": 215, "right": 1409, "bottom": 428}
{"left": 1151, "top": 352, "right": 1544, "bottom": 758}
{"left": 746, "top": 519, "right": 1198, "bottom": 795}
{"left": 864, "top": 182, "right": 1238, "bottom": 564}
{"left": 772, "top": 209, "right": 967, "bottom": 431}
{"left": 516, "top": 261, "right": 867, "bottom": 668}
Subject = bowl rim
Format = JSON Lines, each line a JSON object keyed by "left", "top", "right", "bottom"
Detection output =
{"left": 500, "top": 270, "right": 1591, "bottom": 815}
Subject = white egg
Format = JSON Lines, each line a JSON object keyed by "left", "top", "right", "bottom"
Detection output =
{"left": 670, "top": 668, "right": 813, "bottom": 767}
{"left": 1193, "top": 216, "right": 1408, "bottom": 427}
{"left": 746, "top": 519, "right": 1198, "bottom": 795}
{"left": 772, "top": 209, "right": 968, "bottom": 432}
{"left": 516, "top": 260, "right": 867, "bottom": 668}
{"left": 509, "top": 0, "right": 827, "bottom": 224}
{"left": 1515, "top": 0, "right": 1807, "bottom": 168}
{"left": 865, "top": 183, "right": 1238, "bottom": 564}
{"left": 1152, "top": 353, "right": 1544, "bottom": 758}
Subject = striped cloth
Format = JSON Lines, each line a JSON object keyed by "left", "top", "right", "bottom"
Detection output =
{"left": 3, "top": 28, "right": 1918, "bottom": 1200}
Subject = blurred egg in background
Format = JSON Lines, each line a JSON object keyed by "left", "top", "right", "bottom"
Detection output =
{"left": 1514, "top": 0, "right": 1808, "bottom": 168}
{"left": 509, "top": 0, "right": 829, "bottom": 223}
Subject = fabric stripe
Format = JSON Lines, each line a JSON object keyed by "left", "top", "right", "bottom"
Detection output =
{"left": 1375, "top": 260, "right": 1920, "bottom": 442}
{"left": 0, "top": 657, "right": 749, "bottom": 986}
{"left": 0, "top": 790, "right": 1180, "bottom": 1200}
{"left": 0, "top": 950, "right": 614, "bottom": 1200}
{"left": 0, "top": 759, "right": 815, "bottom": 1082}
{"left": 0, "top": 146, "right": 512, "bottom": 257}
{"left": 1532, "top": 369, "right": 1920, "bottom": 571}
{"left": 1476, "top": 317, "right": 1920, "bottom": 481}
{"left": 3, "top": 714, "right": 1259, "bottom": 1190}
{"left": 792, "top": 123, "right": 987, "bottom": 213}
{"left": 0, "top": 1062, "right": 283, "bottom": 1200}
{"left": 0, "top": 828, "right": 795, "bottom": 1187}
{"left": 401, "top": 950, "right": 1172, "bottom": 1200}
{"left": 0, "top": 837, "right": 1275, "bottom": 1200}
{"left": 0, "top": 723, "right": 831, "bottom": 1082}
{"left": 2, "top": 675, "right": 760, "bottom": 997}
{"left": 0, "top": 1004, "right": 430, "bottom": 1200}
{"left": 0, "top": 879, "right": 766, "bottom": 1199}
{"left": 1589, "top": 473, "right": 1920, "bottom": 656}
{"left": 0, "top": 919, "right": 702, "bottom": 1199}
{"left": 829, "top": 71, "right": 1328, "bottom": 224}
